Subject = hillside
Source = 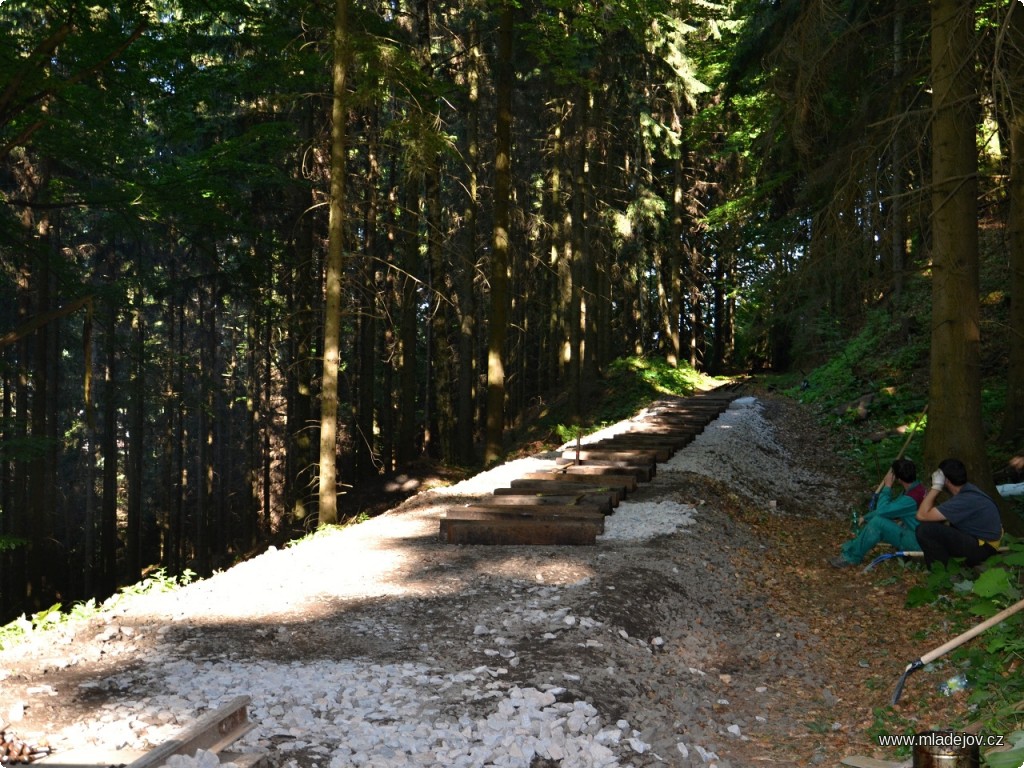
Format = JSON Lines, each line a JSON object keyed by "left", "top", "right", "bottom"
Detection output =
{"left": 2, "top": 390, "right": 1012, "bottom": 768}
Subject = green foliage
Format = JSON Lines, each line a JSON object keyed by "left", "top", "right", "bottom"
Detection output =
{"left": 905, "top": 560, "right": 967, "bottom": 608}
{"left": 970, "top": 567, "right": 1019, "bottom": 603}
{"left": 865, "top": 707, "right": 916, "bottom": 757}
{"left": 803, "top": 717, "right": 832, "bottom": 735}
{"left": 555, "top": 422, "right": 586, "bottom": 444}
{"left": 0, "top": 435, "right": 59, "bottom": 462}
{"left": 0, "top": 534, "right": 28, "bottom": 553}
{"left": 897, "top": 539, "right": 1024, "bottom": 742}
{"left": 984, "top": 731, "right": 1024, "bottom": 768}
{"left": 571, "top": 357, "right": 709, "bottom": 433}
{"left": 608, "top": 356, "right": 706, "bottom": 395}
{"left": 118, "top": 567, "right": 196, "bottom": 597}
{"left": 542, "top": 356, "right": 716, "bottom": 445}
{"left": 790, "top": 282, "right": 1022, "bottom": 739}
{"left": 792, "top": 310, "right": 902, "bottom": 405}
{"left": 286, "top": 523, "right": 349, "bottom": 547}
{"left": 781, "top": 306, "right": 934, "bottom": 495}
{"left": 0, "top": 603, "right": 64, "bottom": 651}
{"left": 0, "top": 568, "right": 195, "bottom": 651}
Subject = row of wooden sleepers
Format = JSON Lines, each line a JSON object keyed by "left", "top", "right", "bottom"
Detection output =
{"left": 439, "top": 387, "right": 743, "bottom": 546}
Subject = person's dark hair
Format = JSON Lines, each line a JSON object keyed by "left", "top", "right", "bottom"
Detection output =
{"left": 938, "top": 458, "right": 968, "bottom": 486}
{"left": 891, "top": 458, "right": 916, "bottom": 483}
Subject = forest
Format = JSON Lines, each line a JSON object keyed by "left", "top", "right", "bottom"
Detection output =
{"left": 1, "top": 0, "right": 1023, "bottom": 625}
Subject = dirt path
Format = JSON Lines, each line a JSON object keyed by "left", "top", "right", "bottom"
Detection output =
{"left": 0, "top": 392, "right": 972, "bottom": 768}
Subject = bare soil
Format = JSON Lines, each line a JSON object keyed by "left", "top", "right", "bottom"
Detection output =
{"left": 0, "top": 391, "right": 977, "bottom": 768}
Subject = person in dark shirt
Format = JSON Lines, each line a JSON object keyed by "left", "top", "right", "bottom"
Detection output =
{"left": 915, "top": 458, "right": 1002, "bottom": 567}
{"left": 829, "top": 458, "right": 926, "bottom": 568}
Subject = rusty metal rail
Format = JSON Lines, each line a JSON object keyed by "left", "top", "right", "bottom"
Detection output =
{"left": 36, "top": 696, "right": 265, "bottom": 768}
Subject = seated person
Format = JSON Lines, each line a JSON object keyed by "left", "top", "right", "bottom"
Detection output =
{"left": 916, "top": 458, "right": 1002, "bottom": 567}
{"left": 829, "top": 458, "right": 925, "bottom": 568}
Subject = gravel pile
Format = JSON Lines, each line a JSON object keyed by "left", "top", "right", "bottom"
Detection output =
{"left": 657, "top": 397, "right": 846, "bottom": 512}
{"left": 2, "top": 394, "right": 840, "bottom": 768}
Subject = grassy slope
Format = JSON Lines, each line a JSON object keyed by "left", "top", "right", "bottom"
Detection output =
{"left": 754, "top": 238, "right": 1024, "bottom": 756}
{"left": 775, "top": 240, "right": 1019, "bottom": 501}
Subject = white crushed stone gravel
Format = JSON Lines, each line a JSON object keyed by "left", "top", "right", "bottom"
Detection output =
{"left": 657, "top": 396, "right": 843, "bottom": 510}
{"left": 596, "top": 500, "right": 696, "bottom": 541}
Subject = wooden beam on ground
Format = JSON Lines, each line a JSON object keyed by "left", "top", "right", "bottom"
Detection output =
{"left": 651, "top": 401, "right": 726, "bottom": 410}
{"left": 558, "top": 448, "right": 658, "bottom": 466}
{"left": 619, "top": 431, "right": 700, "bottom": 447}
{"left": 620, "top": 428, "right": 697, "bottom": 444}
{"left": 483, "top": 492, "right": 615, "bottom": 513}
{"left": 578, "top": 438, "right": 676, "bottom": 460}
{"left": 554, "top": 458, "right": 653, "bottom": 481}
{"left": 503, "top": 479, "right": 623, "bottom": 505}
{"left": 440, "top": 504, "right": 605, "bottom": 535}
{"left": 441, "top": 515, "right": 601, "bottom": 545}
{"left": 641, "top": 413, "right": 716, "bottom": 426}
{"left": 548, "top": 462, "right": 651, "bottom": 481}
{"left": 599, "top": 436, "right": 683, "bottom": 456}
{"left": 625, "top": 426, "right": 701, "bottom": 436}
{"left": 519, "top": 470, "right": 637, "bottom": 493}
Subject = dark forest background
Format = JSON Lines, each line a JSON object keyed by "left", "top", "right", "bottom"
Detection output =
{"left": 2, "top": 0, "right": 1023, "bottom": 624}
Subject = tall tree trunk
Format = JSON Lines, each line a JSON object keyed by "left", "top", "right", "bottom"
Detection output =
{"left": 203, "top": 290, "right": 219, "bottom": 570}
{"left": 665, "top": 158, "right": 685, "bottom": 367}
{"left": 0, "top": 347, "right": 12, "bottom": 617}
{"left": 890, "top": 10, "right": 907, "bottom": 303}
{"left": 166, "top": 266, "right": 187, "bottom": 574}
{"left": 687, "top": 242, "right": 705, "bottom": 371}
{"left": 318, "top": 0, "right": 348, "bottom": 527}
{"left": 195, "top": 287, "right": 214, "bottom": 574}
{"left": 81, "top": 313, "right": 97, "bottom": 599}
{"left": 999, "top": 1, "right": 1024, "bottom": 448}
{"left": 261, "top": 309, "right": 274, "bottom": 535}
{"left": 286, "top": 102, "right": 318, "bottom": 526}
{"left": 100, "top": 306, "right": 118, "bottom": 596}
{"left": 549, "top": 110, "right": 572, "bottom": 389}
{"left": 396, "top": 180, "right": 421, "bottom": 467}
{"left": 427, "top": 165, "right": 453, "bottom": 460}
{"left": 245, "top": 304, "right": 263, "bottom": 548}
{"left": 579, "top": 91, "right": 599, "bottom": 390}
{"left": 414, "top": 0, "right": 444, "bottom": 460}
{"left": 456, "top": 14, "right": 481, "bottom": 466}
{"left": 567, "top": 92, "right": 587, "bottom": 416}
{"left": 924, "top": 0, "right": 992, "bottom": 486}
{"left": 42, "top": 242, "right": 61, "bottom": 600}
{"left": 125, "top": 291, "right": 145, "bottom": 582}
{"left": 710, "top": 247, "right": 736, "bottom": 374}
{"left": 25, "top": 185, "right": 57, "bottom": 610}
{"left": 485, "top": 0, "right": 514, "bottom": 466}
{"left": 355, "top": 110, "right": 381, "bottom": 480}
{"left": 381, "top": 176, "right": 400, "bottom": 473}
{"left": 9, "top": 273, "right": 31, "bottom": 616}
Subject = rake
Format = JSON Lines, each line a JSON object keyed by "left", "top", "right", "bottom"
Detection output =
{"left": 867, "top": 404, "right": 928, "bottom": 511}
{"left": 891, "top": 596, "right": 1024, "bottom": 705}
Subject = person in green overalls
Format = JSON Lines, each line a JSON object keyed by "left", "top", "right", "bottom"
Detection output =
{"left": 829, "top": 458, "right": 926, "bottom": 568}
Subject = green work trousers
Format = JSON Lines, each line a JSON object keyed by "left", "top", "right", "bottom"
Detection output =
{"left": 841, "top": 516, "right": 919, "bottom": 565}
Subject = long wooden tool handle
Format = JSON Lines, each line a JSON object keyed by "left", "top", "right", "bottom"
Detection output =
{"left": 920, "top": 596, "right": 1024, "bottom": 666}
{"left": 874, "top": 404, "right": 929, "bottom": 494}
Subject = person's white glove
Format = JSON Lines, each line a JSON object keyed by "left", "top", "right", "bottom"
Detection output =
{"left": 931, "top": 469, "right": 946, "bottom": 491}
